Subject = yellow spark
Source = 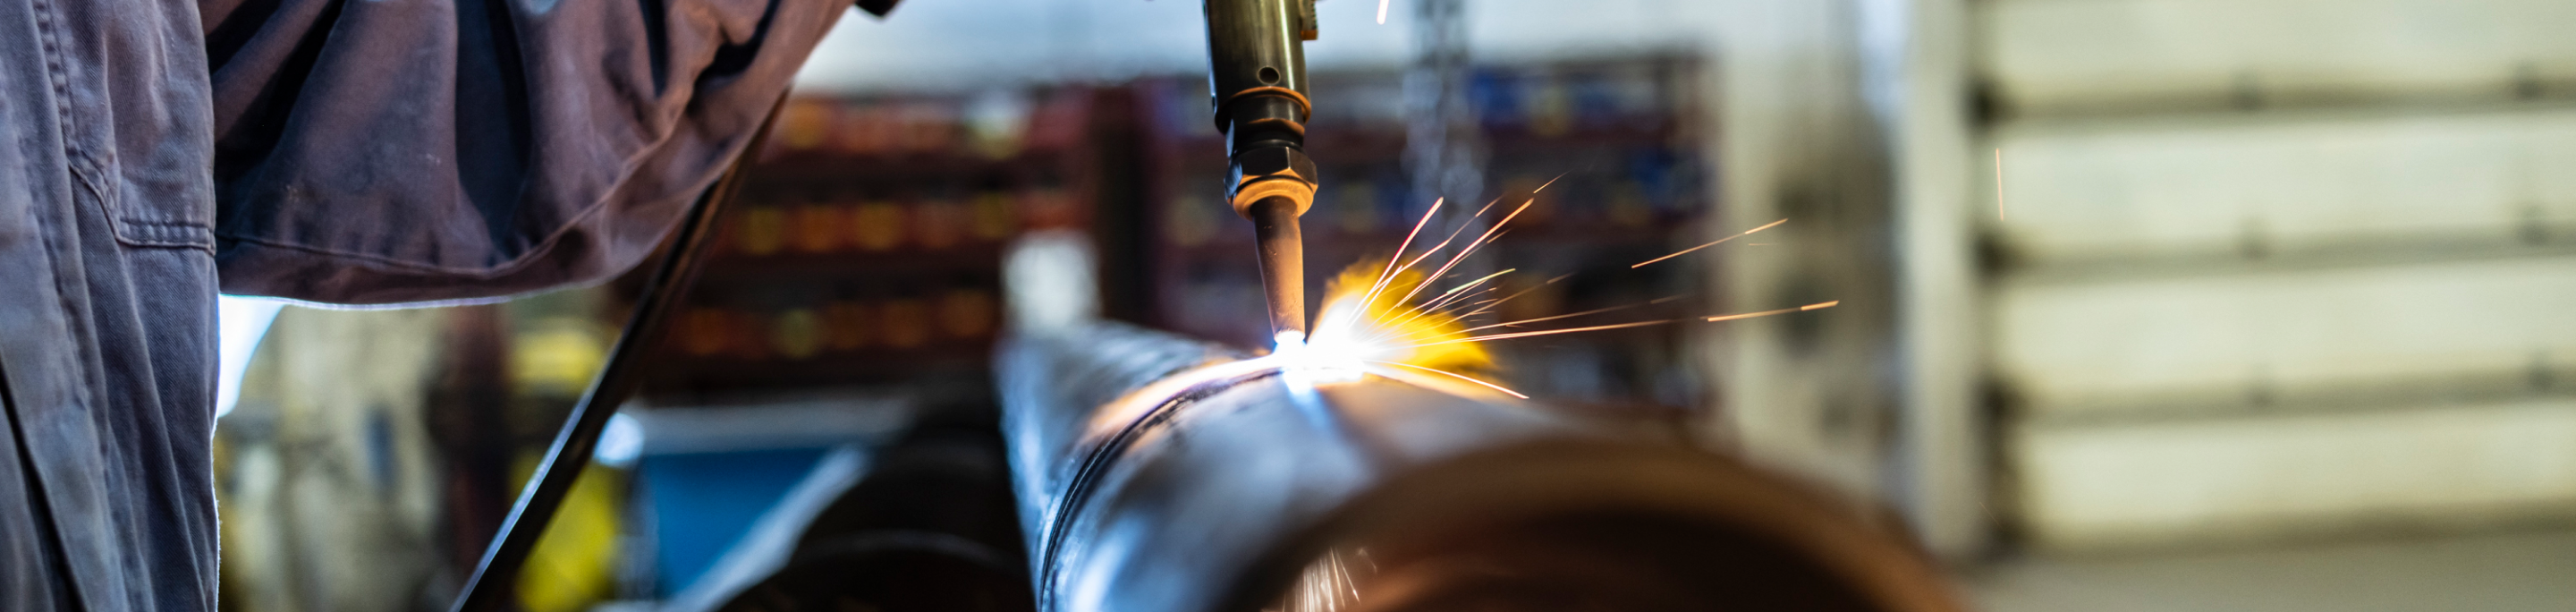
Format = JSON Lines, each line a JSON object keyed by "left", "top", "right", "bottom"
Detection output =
{"left": 1365, "top": 195, "right": 1517, "bottom": 314}
{"left": 1704, "top": 300, "right": 1840, "bottom": 322}
{"left": 1367, "top": 212, "right": 1532, "bottom": 340}
{"left": 1374, "top": 269, "right": 1513, "bottom": 336}
{"left": 1274, "top": 194, "right": 1836, "bottom": 405}
{"left": 1703, "top": 308, "right": 1793, "bottom": 322}
{"left": 1305, "top": 260, "right": 1492, "bottom": 374}
{"left": 1408, "top": 300, "right": 1843, "bottom": 348}
{"left": 1367, "top": 361, "right": 1527, "bottom": 398}
{"left": 1631, "top": 218, "right": 1786, "bottom": 268}
{"left": 1392, "top": 200, "right": 1532, "bottom": 307}
{"left": 1367, "top": 199, "right": 1496, "bottom": 309}
{"left": 1356, "top": 198, "right": 1448, "bottom": 313}
{"left": 1456, "top": 302, "right": 1646, "bottom": 333}
{"left": 1390, "top": 285, "right": 1496, "bottom": 330}
{"left": 1445, "top": 269, "right": 1514, "bottom": 296}
{"left": 1410, "top": 319, "right": 1686, "bottom": 347}
{"left": 1995, "top": 148, "right": 2007, "bottom": 222}
{"left": 1533, "top": 173, "right": 1567, "bottom": 192}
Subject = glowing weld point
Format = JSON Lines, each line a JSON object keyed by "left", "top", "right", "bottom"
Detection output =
{"left": 1269, "top": 330, "right": 1312, "bottom": 365}
{"left": 1272, "top": 329, "right": 1368, "bottom": 384}
{"left": 1377, "top": 0, "right": 1389, "bottom": 23}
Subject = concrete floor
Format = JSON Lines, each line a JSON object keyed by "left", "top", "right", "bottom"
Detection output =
{"left": 1965, "top": 530, "right": 2576, "bottom": 612}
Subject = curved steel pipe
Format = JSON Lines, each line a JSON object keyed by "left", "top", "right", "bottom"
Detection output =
{"left": 997, "top": 323, "right": 1965, "bottom": 612}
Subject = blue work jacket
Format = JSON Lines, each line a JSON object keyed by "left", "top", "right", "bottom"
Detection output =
{"left": 0, "top": 0, "right": 847, "bottom": 608}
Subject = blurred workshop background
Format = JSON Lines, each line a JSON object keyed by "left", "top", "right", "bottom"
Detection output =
{"left": 208, "top": 1, "right": 2576, "bottom": 611}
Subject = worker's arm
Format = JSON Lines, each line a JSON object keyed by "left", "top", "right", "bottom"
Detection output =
{"left": 200, "top": 0, "right": 876, "bottom": 305}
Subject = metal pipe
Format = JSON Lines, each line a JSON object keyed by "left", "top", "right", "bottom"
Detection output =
{"left": 997, "top": 324, "right": 1967, "bottom": 612}
{"left": 448, "top": 98, "right": 788, "bottom": 612}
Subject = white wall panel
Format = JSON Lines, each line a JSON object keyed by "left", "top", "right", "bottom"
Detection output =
{"left": 1996, "top": 256, "right": 2576, "bottom": 414}
{"left": 1983, "top": 0, "right": 2576, "bottom": 113}
{"left": 1994, "top": 106, "right": 2576, "bottom": 263}
{"left": 2018, "top": 399, "right": 2576, "bottom": 549}
{"left": 1983, "top": 0, "right": 2576, "bottom": 553}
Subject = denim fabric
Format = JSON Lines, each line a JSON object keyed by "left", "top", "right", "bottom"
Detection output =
{"left": 0, "top": 0, "right": 846, "bottom": 608}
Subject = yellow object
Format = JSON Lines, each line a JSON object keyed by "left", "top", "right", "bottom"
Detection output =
{"left": 513, "top": 455, "right": 623, "bottom": 612}
{"left": 513, "top": 319, "right": 609, "bottom": 397}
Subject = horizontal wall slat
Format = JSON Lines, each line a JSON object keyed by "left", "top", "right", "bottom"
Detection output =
{"left": 2017, "top": 398, "right": 2576, "bottom": 549}
{"left": 1993, "top": 106, "right": 2576, "bottom": 264}
{"left": 1983, "top": 0, "right": 2576, "bottom": 114}
{"left": 1996, "top": 255, "right": 2576, "bottom": 415}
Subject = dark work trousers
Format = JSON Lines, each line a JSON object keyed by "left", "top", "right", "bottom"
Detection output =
{"left": 0, "top": 0, "right": 847, "bottom": 608}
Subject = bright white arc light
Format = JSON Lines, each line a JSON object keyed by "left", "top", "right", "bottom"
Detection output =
{"left": 1267, "top": 310, "right": 1385, "bottom": 385}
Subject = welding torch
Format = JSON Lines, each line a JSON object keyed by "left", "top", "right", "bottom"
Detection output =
{"left": 1203, "top": 0, "right": 1321, "bottom": 338}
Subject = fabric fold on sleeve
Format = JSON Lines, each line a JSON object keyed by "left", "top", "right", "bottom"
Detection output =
{"left": 203, "top": 0, "right": 852, "bottom": 305}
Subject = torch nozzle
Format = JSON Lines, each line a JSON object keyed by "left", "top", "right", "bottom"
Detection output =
{"left": 1248, "top": 196, "right": 1307, "bottom": 336}
{"left": 1203, "top": 0, "right": 1318, "bottom": 337}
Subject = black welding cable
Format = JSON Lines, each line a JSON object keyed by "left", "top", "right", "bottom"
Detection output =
{"left": 448, "top": 96, "right": 788, "bottom": 612}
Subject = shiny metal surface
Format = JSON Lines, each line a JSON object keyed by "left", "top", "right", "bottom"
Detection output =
{"left": 997, "top": 323, "right": 1968, "bottom": 612}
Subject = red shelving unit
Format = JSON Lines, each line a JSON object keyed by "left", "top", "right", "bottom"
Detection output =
{"left": 621, "top": 88, "right": 1125, "bottom": 399}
